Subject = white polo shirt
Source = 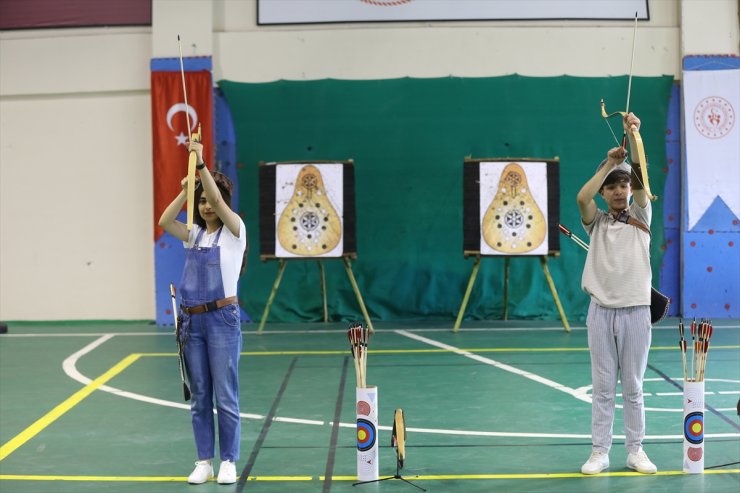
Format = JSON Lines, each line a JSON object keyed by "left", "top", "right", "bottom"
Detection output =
{"left": 581, "top": 200, "right": 652, "bottom": 308}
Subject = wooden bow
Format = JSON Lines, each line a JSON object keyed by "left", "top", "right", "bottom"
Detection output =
{"left": 600, "top": 12, "right": 657, "bottom": 201}
{"left": 177, "top": 35, "right": 202, "bottom": 230}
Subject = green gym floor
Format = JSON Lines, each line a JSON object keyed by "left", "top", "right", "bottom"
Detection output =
{"left": 0, "top": 319, "right": 738, "bottom": 493}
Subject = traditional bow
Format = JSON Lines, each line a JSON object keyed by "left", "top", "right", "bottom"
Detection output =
{"left": 600, "top": 12, "right": 657, "bottom": 201}
{"left": 177, "top": 35, "right": 202, "bottom": 230}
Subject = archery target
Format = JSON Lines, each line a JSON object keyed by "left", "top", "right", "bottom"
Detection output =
{"left": 684, "top": 412, "right": 704, "bottom": 444}
{"left": 356, "top": 418, "right": 376, "bottom": 451}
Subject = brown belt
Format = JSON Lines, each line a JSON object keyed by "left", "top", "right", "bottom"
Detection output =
{"left": 183, "top": 296, "right": 238, "bottom": 315}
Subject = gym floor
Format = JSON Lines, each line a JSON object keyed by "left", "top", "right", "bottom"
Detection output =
{"left": 1, "top": 319, "right": 738, "bottom": 493}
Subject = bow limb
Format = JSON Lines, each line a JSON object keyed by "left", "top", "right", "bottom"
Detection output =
{"left": 628, "top": 125, "right": 657, "bottom": 201}
{"left": 600, "top": 99, "right": 628, "bottom": 147}
{"left": 600, "top": 99, "right": 625, "bottom": 120}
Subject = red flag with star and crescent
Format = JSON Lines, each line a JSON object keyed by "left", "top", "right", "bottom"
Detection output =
{"left": 151, "top": 70, "right": 213, "bottom": 241}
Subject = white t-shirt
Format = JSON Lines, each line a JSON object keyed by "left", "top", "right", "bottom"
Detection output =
{"left": 184, "top": 220, "right": 247, "bottom": 298}
{"left": 581, "top": 200, "right": 652, "bottom": 308}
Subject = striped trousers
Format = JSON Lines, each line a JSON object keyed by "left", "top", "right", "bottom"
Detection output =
{"left": 586, "top": 302, "right": 652, "bottom": 453}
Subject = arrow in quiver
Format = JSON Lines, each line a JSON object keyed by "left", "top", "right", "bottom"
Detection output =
{"left": 277, "top": 165, "right": 342, "bottom": 255}
{"left": 482, "top": 163, "right": 546, "bottom": 253}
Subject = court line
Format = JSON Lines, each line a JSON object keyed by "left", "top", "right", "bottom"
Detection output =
{"left": 1, "top": 469, "right": 738, "bottom": 482}
{"left": 4, "top": 321, "right": 738, "bottom": 337}
{"left": 647, "top": 363, "right": 740, "bottom": 431}
{"left": 322, "top": 356, "right": 349, "bottom": 493}
{"left": 236, "top": 357, "right": 298, "bottom": 493}
{"left": 395, "top": 330, "right": 589, "bottom": 402}
{"left": 0, "top": 351, "right": 140, "bottom": 461}
{"left": 59, "top": 336, "right": 740, "bottom": 441}
{"left": 397, "top": 330, "right": 740, "bottom": 414}
{"left": 0, "top": 474, "right": 312, "bottom": 482}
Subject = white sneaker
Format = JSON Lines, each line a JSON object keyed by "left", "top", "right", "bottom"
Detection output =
{"left": 187, "top": 460, "right": 214, "bottom": 484}
{"left": 217, "top": 460, "right": 237, "bottom": 484}
{"left": 627, "top": 448, "right": 657, "bottom": 474}
{"left": 581, "top": 451, "right": 610, "bottom": 475}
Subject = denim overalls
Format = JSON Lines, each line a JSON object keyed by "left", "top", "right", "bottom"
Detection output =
{"left": 180, "top": 226, "right": 242, "bottom": 462}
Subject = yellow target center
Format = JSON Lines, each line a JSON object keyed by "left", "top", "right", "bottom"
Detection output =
{"left": 358, "top": 430, "right": 367, "bottom": 440}
{"left": 691, "top": 422, "right": 702, "bottom": 433}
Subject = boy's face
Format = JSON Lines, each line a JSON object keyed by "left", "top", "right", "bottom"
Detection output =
{"left": 600, "top": 180, "right": 631, "bottom": 212}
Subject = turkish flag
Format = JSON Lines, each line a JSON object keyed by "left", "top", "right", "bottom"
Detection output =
{"left": 151, "top": 70, "right": 213, "bottom": 240}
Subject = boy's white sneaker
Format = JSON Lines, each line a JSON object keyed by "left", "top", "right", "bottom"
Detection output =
{"left": 581, "top": 451, "right": 610, "bottom": 475}
{"left": 217, "top": 460, "right": 237, "bottom": 484}
{"left": 187, "top": 460, "right": 214, "bottom": 484}
{"left": 627, "top": 448, "right": 657, "bottom": 474}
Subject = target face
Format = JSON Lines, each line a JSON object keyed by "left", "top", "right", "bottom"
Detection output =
{"left": 684, "top": 412, "right": 704, "bottom": 444}
{"left": 356, "top": 418, "right": 376, "bottom": 451}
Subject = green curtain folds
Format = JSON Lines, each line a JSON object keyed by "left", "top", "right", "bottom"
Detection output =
{"left": 219, "top": 75, "right": 673, "bottom": 323}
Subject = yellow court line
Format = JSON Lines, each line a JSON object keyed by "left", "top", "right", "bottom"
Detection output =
{"left": 327, "top": 470, "right": 740, "bottom": 479}
{"left": 0, "top": 475, "right": 313, "bottom": 482}
{"left": 140, "top": 345, "right": 740, "bottom": 357}
{"left": 2, "top": 470, "right": 738, "bottom": 482}
{"left": 0, "top": 354, "right": 141, "bottom": 462}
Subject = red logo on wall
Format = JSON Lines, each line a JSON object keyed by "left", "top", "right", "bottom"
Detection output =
{"left": 694, "top": 96, "right": 735, "bottom": 139}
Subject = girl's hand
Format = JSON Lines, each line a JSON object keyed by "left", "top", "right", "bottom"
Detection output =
{"left": 188, "top": 141, "right": 204, "bottom": 164}
{"left": 180, "top": 176, "right": 200, "bottom": 192}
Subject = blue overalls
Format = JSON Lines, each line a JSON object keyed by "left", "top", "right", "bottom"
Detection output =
{"left": 179, "top": 227, "right": 242, "bottom": 462}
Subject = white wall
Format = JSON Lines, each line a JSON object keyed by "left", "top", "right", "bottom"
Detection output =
{"left": 0, "top": 0, "right": 737, "bottom": 321}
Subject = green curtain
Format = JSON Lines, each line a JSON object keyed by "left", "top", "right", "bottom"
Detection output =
{"left": 219, "top": 75, "right": 673, "bottom": 323}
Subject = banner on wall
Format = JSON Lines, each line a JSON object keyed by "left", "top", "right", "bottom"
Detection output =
{"left": 683, "top": 68, "right": 739, "bottom": 230}
{"left": 151, "top": 68, "right": 214, "bottom": 241}
{"left": 152, "top": 57, "right": 217, "bottom": 326}
{"left": 258, "top": 0, "right": 648, "bottom": 25}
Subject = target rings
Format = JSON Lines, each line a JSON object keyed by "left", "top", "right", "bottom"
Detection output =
{"left": 356, "top": 418, "right": 377, "bottom": 451}
{"left": 684, "top": 412, "right": 704, "bottom": 444}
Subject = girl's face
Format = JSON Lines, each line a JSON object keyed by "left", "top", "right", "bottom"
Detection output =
{"left": 198, "top": 196, "right": 221, "bottom": 229}
{"left": 601, "top": 181, "right": 631, "bottom": 213}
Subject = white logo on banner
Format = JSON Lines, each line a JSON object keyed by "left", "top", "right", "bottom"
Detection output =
{"left": 166, "top": 103, "right": 199, "bottom": 146}
{"left": 683, "top": 69, "right": 740, "bottom": 229}
{"left": 694, "top": 96, "right": 735, "bottom": 139}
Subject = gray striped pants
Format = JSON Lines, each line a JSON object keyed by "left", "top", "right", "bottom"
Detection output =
{"left": 586, "top": 301, "right": 652, "bottom": 453}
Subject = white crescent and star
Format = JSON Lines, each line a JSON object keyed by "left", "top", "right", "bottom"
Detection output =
{"left": 166, "top": 103, "right": 198, "bottom": 146}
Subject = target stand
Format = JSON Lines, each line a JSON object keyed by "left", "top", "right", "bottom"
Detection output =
{"left": 453, "top": 253, "right": 570, "bottom": 332}
{"left": 353, "top": 409, "right": 426, "bottom": 491}
{"left": 257, "top": 160, "right": 373, "bottom": 333}
{"left": 257, "top": 255, "right": 374, "bottom": 333}
{"left": 455, "top": 157, "right": 569, "bottom": 332}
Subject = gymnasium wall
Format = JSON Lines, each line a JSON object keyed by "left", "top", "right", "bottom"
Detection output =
{"left": 0, "top": 0, "right": 738, "bottom": 321}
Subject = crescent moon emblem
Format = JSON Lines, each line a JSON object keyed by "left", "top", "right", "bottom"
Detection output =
{"left": 166, "top": 103, "right": 198, "bottom": 132}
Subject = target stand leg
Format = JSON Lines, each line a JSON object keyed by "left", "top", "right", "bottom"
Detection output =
{"left": 352, "top": 458, "right": 426, "bottom": 491}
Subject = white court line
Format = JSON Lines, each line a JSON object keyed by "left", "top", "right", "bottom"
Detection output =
{"left": 61, "top": 335, "right": 324, "bottom": 426}
{"left": 57, "top": 334, "right": 740, "bottom": 440}
{"left": 395, "top": 330, "right": 591, "bottom": 402}
{"left": 396, "top": 330, "right": 739, "bottom": 414}
{"left": 4, "top": 320, "right": 738, "bottom": 338}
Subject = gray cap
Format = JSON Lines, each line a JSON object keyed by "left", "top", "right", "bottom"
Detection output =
{"left": 597, "top": 159, "right": 631, "bottom": 188}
